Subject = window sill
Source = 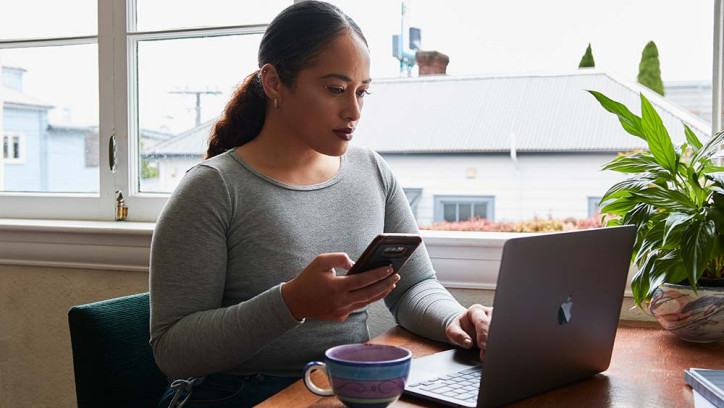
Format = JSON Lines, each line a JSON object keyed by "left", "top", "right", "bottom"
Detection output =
{"left": 0, "top": 219, "right": 633, "bottom": 295}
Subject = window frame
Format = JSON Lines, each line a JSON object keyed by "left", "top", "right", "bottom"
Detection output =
{"left": 402, "top": 187, "right": 423, "bottom": 218}
{"left": 3, "top": 133, "right": 25, "bottom": 163}
{"left": 434, "top": 194, "right": 495, "bottom": 223}
{"left": 0, "top": 0, "right": 722, "bottom": 221}
{"left": 587, "top": 196, "right": 602, "bottom": 218}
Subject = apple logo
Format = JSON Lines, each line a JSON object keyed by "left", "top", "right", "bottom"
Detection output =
{"left": 558, "top": 295, "right": 573, "bottom": 325}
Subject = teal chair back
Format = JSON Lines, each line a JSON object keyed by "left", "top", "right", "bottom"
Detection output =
{"left": 68, "top": 292, "right": 167, "bottom": 408}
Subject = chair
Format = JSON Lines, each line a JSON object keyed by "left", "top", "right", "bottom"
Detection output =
{"left": 68, "top": 292, "right": 168, "bottom": 408}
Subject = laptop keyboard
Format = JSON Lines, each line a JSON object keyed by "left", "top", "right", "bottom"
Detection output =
{"left": 407, "top": 366, "right": 482, "bottom": 403}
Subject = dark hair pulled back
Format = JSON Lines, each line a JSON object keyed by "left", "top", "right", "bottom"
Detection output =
{"left": 206, "top": 1, "right": 367, "bottom": 159}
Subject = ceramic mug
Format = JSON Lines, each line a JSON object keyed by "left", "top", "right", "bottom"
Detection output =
{"left": 303, "top": 343, "right": 412, "bottom": 408}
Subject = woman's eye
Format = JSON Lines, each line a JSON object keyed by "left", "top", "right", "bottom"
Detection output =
{"left": 357, "top": 89, "right": 371, "bottom": 98}
{"left": 327, "top": 86, "right": 345, "bottom": 95}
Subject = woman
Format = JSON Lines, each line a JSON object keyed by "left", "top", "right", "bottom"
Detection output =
{"left": 150, "top": 2, "right": 492, "bottom": 407}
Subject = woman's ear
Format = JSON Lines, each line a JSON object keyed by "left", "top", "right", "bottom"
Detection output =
{"left": 259, "top": 63, "right": 282, "bottom": 103}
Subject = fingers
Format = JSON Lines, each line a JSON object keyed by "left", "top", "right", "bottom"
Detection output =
{"left": 347, "top": 272, "right": 400, "bottom": 308}
{"left": 467, "top": 305, "right": 492, "bottom": 349}
{"left": 343, "top": 265, "right": 396, "bottom": 290}
{"left": 446, "top": 318, "right": 474, "bottom": 349}
{"left": 313, "top": 253, "right": 355, "bottom": 272}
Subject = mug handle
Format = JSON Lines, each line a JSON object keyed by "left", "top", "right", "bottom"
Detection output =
{"left": 303, "top": 361, "right": 334, "bottom": 396}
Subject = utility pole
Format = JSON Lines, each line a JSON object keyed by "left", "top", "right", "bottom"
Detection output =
{"left": 169, "top": 88, "right": 221, "bottom": 126}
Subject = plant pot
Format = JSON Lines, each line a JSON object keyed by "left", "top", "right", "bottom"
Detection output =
{"left": 649, "top": 282, "right": 724, "bottom": 343}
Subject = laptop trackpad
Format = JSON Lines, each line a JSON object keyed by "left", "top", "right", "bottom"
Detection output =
{"left": 407, "top": 348, "right": 482, "bottom": 386}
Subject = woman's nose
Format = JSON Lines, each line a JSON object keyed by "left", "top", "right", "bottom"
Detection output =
{"left": 342, "top": 94, "right": 361, "bottom": 122}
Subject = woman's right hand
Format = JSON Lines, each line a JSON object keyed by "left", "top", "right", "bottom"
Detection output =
{"left": 281, "top": 253, "right": 400, "bottom": 321}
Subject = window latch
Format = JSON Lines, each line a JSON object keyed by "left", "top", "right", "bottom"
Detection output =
{"left": 115, "top": 190, "right": 128, "bottom": 221}
{"left": 109, "top": 131, "right": 117, "bottom": 174}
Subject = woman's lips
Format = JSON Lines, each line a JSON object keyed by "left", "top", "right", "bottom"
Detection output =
{"left": 334, "top": 129, "right": 353, "bottom": 141}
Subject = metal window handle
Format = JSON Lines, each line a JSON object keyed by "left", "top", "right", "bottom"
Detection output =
{"left": 109, "top": 132, "right": 117, "bottom": 173}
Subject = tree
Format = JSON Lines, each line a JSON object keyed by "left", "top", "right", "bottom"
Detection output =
{"left": 578, "top": 43, "right": 595, "bottom": 68}
{"left": 637, "top": 41, "right": 664, "bottom": 96}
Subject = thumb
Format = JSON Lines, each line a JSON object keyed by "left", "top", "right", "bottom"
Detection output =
{"left": 447, "top": 321, "right": 473, "bottom": 349}
{"left": 314, "top": 253, "right": 355, "bottom": 271}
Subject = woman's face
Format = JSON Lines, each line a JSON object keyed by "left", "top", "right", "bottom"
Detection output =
{"left": 277, "top": 31, "right": 371, "bottom": 157}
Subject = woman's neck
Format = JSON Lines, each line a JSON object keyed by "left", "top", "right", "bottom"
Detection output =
{"left": 235, "top": 124, "right": 340, "bottom": 186}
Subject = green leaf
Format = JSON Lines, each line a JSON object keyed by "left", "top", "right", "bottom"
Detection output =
{"left": 684, "top": 124, "right": 703, "bottom": 152}
{"left": 629, "top": 187, "right": 696, "bottom": 211}
{"left": 601, "top": 154, "right": 664, "bottom": 174}
{"left": 600, "top": 178, "right": 654, "bottom": 203}
{"left": 702, "top": 164, "right": 724, "bottom": 173}
{"left": 623, "top": 203, "right": 654, "bottom": 231}
{"left": 681, "top": 220, "right": 716, "bottom": 285}
{"left": 659, "top": 250, "right": 688, "bottom": 282}
{"left": 631, "top": 250, "right": 658, "bottom": 306}
{"left": 587, "top": 90, "right": 645, "bottom": 139}
{"left": 662, "top": 212, "right": 694, "bottom": 248}
{"left": 600, "top": 197, "right": 637, "bottom": 216}
{"left": 706, "top": 206, "right": 724, "bottom": 234}
{"left": 605, "top": 217, "right": 622, "bottom": 227}
{"left": 640, "top": 94, "right": 677, "bottom": 174}
{"left": 636, "top": 220, "right": 665, "bottom": 259}
{"left": 687, "top": 167, "right": 707, "bottom": 207}
{"left": 691, "top": 130, "right": 724, "bottom": 166}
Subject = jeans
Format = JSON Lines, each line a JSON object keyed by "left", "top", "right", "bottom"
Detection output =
{"left": 157, "top": 372, "right": 300, "bottom": 408}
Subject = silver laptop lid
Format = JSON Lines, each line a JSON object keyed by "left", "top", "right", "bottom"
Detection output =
{"left": 477, "top": 225, "right": 635, "bottom": 407}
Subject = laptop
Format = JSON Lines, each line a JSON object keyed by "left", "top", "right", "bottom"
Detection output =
{"left": 404, "top": 225, "right": 636, "bottom": 408}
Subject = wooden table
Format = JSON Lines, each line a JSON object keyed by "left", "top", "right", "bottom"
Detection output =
{"left": 257, "top": 321, "right": 724, "bottom": 407}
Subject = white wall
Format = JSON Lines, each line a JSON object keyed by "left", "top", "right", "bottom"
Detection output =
{"left": 382, "top": 153, "right": 627, "bottom": 225}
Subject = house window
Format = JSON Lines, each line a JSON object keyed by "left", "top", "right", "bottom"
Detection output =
{"left": 434, "top": 195, "right": 495, "bottom": 222}
{"left": 2, "top": 134, "right": 24, "bottom": 163}
{"left": 588, "top": 196, "right": 603, "bottom": 218}
{"left": 403, "top": 187, "right": 422, "bottom": 218}
{"left": 0, "top": 1, "right": 720, "bottom": 221}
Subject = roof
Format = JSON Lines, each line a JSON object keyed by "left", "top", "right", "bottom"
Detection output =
{"left": 3, "top": 86, "right": 53, "bottom": 110}
{"left": 144, "top": 70, "right": 712, "bottom": 157}
{"left": 143, "top": 119, "right": 213, "bottom": 158}
{"left": 357, "top": 70, "right": 710, "bottom": 153}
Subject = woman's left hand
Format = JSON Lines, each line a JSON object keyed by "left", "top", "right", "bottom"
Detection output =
{"left": 445, "top": 304, "right": 493, "bottom": 360}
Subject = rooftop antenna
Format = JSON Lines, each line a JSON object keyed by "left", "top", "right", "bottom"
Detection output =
{"left": 392, "top": 0, "right": 421, "bottom": 77}
{"left": 169, "top": 88, "right": 221, "bottom": 126}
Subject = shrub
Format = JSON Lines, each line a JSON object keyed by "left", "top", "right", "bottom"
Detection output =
{"left": 419, "top": 215, "right": 603, "bottom": 233}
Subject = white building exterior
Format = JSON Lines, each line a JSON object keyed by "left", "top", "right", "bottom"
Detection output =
{"left": 144, "top": 70, "right": 711, "bottom": 225}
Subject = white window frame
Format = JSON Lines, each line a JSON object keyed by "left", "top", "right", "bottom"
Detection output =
{"left": 3, "top": 133, "right": 25, "bottom": 164}
{"left": 434, "top": 195, "right": 495, "bottom": 222}
{"left": 0, "top": 0, "right": 277, "bottom": 221}
{"left": 0, "top": 0, "right": 722, "bottom": 223}
{"left": 587, "top": 196, "right": 602, "bottom": 218}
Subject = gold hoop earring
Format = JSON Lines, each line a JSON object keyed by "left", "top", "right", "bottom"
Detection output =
{"left": 274, "top": 98, "right": 279, "bottom": 109}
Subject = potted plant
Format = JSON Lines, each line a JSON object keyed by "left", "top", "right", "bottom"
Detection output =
{"left": 589, "top": 90, "right": 724, "bottom": 342}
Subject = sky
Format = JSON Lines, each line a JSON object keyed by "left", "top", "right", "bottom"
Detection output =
{"left": 0, "top": 0, "right": 715, "bottom": 133}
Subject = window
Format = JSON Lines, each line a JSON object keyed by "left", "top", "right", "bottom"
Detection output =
{"left": 588, "top": 196, "right": 602, "bottom": 218}
{"left": 403, "top": 187, "right": 422, "bottom": 218}
{"left": 0, "top": 0, "right": 291, "bottom": 219}
{"left": 0, "top": 0, "right": 721, "bottom": 222}
{"left": 3, "top": 134, "right": 24, "bottom": 163}
{"left": 434, "top": 195, "right": 494, "bottom": 222}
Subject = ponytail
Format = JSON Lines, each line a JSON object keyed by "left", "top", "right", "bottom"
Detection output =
{"left": 206, "top": 70, "right": 266, "bottom": 159}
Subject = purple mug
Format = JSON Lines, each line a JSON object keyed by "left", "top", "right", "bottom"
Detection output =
{"left": 303, "top": 343, "right": 412, "bottom": 408}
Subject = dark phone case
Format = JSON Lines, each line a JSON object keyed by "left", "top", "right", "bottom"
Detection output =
{"left": 346, "top": 233, "right": 422, "bottom": 275}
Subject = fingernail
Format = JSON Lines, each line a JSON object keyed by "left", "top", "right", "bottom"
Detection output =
{"left": 462, "top": 338, "right": 472, "bottom": 348}
{"left": 394, "top": 274, "right": 400, "bottom": 282}
{"left": 387, "top": 266, "right": 393, "bottom": 274}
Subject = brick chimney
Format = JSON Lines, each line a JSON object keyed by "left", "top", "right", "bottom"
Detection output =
{"left": 415, "top": 50, "right": 449, "bottom": 75}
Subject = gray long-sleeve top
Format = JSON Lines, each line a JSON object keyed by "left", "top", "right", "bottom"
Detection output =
{"left": 149, "top": 145, "right": 466, "bottom": 379}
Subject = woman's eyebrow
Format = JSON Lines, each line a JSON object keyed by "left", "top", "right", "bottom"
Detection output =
{"left": 319, "top": 73, "right": 372, "bottom": 84}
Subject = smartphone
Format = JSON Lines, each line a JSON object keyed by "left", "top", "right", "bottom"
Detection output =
{"left": 346, "top": 233, "right": 422, "bottom": 275}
